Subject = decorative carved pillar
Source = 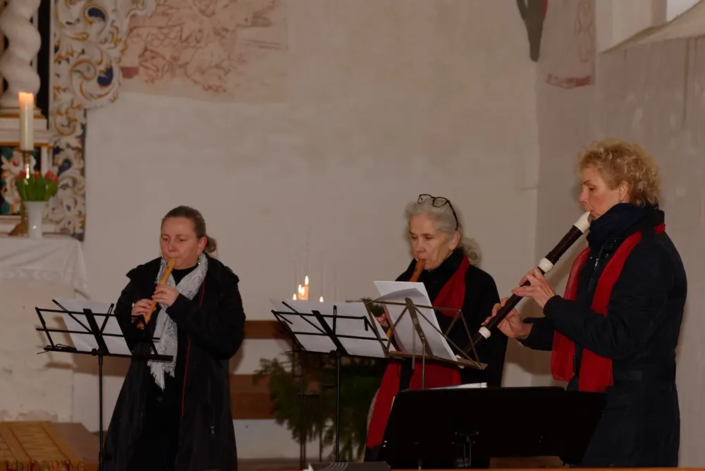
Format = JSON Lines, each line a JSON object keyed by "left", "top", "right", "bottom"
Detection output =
{"left": 0, "top": 0, "right": 42, "bottom": 110}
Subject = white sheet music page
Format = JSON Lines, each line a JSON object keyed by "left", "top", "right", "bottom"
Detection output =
{"left": 269, "top": 299, "right": 336, "bottom": 354}
{"left": 332, "top": 301, "right": 394, "bottom": 358}
{"left": 53, "top": 298, "right": 131, "bottom": 355}
{"left": 373, "top": 281, "right": 456, "bottom": 361}
{"left": 269, "top": 299, "right": 393, "bottom": 358}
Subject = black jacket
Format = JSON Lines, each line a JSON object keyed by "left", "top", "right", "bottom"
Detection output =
{"left": 521, "top": 206, "right": 686, "bottom": 467}
{"left": 397, "top": 248, "right": 507, "bottom": 387}
{"left": 103, "top": 254, "right": 246, "bottom": 471}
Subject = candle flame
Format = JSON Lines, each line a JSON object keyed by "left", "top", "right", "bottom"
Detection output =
{"left": 319, "top": 296, "right": 324, "bottom": 302}
{"left": 18, "top": 92, "right": 34, "bottom": 106}
{"left": 293, "top": 293, "right": 297, "bottom": 300}
{"left": 305, "top": 276, "right": 309, "bottom": 286}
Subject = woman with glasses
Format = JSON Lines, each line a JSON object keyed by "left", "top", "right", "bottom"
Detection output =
{"left": 365, "top": 194, "right": 507, "bottom": 467}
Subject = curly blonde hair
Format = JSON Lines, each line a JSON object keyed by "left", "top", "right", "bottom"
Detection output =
{"left": 577, "top": 139, "right": 660, "bottom": 207}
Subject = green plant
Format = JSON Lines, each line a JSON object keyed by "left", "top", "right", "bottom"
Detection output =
{"left": 15, "top": 170, "right": 58, "bottom": 201}
{"left": 255, "top": 298, "right": 386, "bottom": 461}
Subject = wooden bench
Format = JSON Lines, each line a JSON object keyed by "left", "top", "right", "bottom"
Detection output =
{"left": 0, "top": 421, "right": 97, "bottom": 471}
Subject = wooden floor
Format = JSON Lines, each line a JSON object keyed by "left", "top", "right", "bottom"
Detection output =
{"left": 2, "top": 422, "right": 561, "bottom": 471}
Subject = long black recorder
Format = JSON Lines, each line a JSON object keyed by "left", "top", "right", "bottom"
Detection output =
{"left": 467, "top": 211, "right": 591, "bottom": 352}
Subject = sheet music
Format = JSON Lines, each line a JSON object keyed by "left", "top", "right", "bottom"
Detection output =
{"left": 331, "top": 301, "right": 395, "bottom": 357}
{"left": 374, "top": 281, "right": 456, "bottom": 361}
{"left": 269, "top": 299, "right": 393, "bottom": 358}
{"left": 269, "top": 299, "right": 336, "bottom": 353}
{"left": 53, "top": 298, "right": 131, "bottom": 355}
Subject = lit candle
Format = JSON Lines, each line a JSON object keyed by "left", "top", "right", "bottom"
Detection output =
{"left": 303, "top": 276, "right": 309, "bottom": 301}
{"left": 319, "top": 296, "right": 324, "bottom": 302}
{"left": 293, "top": 293, "right": 297, "bottom": 300}
{"left": 18, "top": 92, "right": 34, "bottom": 151}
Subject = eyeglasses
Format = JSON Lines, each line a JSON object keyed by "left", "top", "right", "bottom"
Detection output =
{"left": 418, "top": 194, "right": 459, "bottom": 231}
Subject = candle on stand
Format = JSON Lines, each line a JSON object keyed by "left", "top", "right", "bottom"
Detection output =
{"left": 295, "top": 276, "right": 310, "bottom": 301}
{"left": 18, "top": 92, "right": 34, "bottom": 151}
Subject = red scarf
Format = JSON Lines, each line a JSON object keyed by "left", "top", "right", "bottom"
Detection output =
{"left": 551, "top": 223, "right": 665, "bottom": 392}
{"left": 366, "top": 256, "right": 470, "bottom": 449}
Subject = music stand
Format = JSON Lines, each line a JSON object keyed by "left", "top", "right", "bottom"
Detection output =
{"left": 270, "top": 299, "right": 392, "bottom": 462}
{"left": 35, "top": 299, "right": 172, "bottom": 471}
{"left": 372, "top": 282, "right": 485, "bottom": 389}
{"left": 378, "top": 386, "right": 606, "bottom": 468}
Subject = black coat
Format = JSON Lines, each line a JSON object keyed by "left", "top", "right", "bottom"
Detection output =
{"left": 521, "top": 206, "right": 686, "bottom": 467}
{"left": 103, "top": 254, "right": 246, "bottom": 471}
{"left": 397, "top": 248, "right": 507, "bottom": 388}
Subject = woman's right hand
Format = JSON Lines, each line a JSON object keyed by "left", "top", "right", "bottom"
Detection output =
{"left": 483, "top": 297, "right": 532, "bottom": 340}
{"left": 131, "top": 299, "right": 154, "bottom": 330}
{"left": 376, "top": 312, "right": 390, "bottom": 329}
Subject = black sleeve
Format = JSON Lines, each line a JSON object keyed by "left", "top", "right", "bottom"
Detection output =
{"left": 518, "top": 317, "right": 555, "bottom": 351}
{"left": 166, "top": 277, "right": 246, "bottom": 360}
{"left": 115, "top": 280, "right": 144, "bottom": 352}
{"left": 542, "top": 242, "right": 672, "bottom": 360}
{"left": 461, "top": 270, "right": 507, "bottom": 387}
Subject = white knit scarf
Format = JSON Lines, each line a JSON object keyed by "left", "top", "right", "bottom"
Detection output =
{"left": 148, "top": 253, "right": 208, "bottom": 390}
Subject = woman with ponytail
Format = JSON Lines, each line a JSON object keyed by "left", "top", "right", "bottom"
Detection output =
{"left": 104, "top": 206, "right": 246, "bottom": 471}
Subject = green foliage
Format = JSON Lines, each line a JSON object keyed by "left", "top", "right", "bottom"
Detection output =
{"left": 255, "top": 355, "right": 327, "bottom": 444}
{"left": 255, "top": 298, "right": 386, "bottom": 461}
{"left": 15, "top": 170, "right": 58, "bottom": 202}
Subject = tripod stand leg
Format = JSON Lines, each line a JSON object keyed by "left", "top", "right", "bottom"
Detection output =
{"left": 99, "top": 353, "right": 104, "bottom": 471}
{"left": 335, "top": 351, "right": 341, "bottom": 462}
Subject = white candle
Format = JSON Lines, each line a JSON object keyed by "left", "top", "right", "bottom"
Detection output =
{"left": 18, "top": 92, "right": 34, "bottom": 151}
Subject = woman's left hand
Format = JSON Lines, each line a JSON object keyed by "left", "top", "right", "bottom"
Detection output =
{"left": 512, "top": 268, "right": 556, "bottom": 310}
{"left": 152, "top": 285, "right": 180, "bottom": 307}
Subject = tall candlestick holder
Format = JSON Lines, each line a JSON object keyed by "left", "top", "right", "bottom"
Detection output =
{"left": 8, "top": 148, "right": 34, "bottom": 237}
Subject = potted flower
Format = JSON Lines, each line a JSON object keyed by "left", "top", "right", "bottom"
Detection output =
{"left": 14, "top": 170, "right": 58, "bottom": 239}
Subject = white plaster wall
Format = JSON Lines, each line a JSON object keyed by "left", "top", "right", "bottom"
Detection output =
{"left": 80, "top": 0, "right": 541, "bottom": 458}
{"left": 536, "top": 4, "right": 705, "bottom": 466}
{"left": 0, "top": 280, "right": 74, "bottom": 422}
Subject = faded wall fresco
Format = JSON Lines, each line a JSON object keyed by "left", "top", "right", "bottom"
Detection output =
{"left": 540, "top": 0, "right": 595, "bottom": 88}
{"left": 120, "top": 0, "right": 287, "bottom": 102}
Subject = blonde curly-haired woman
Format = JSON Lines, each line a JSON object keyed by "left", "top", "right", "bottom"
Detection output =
{"left": 488, "top": 139, "right": 686, "bottom": 467}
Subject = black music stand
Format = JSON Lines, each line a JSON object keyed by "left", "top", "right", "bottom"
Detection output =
{"left": 35, "top": 299, "right": 172, "bottom": 471}
{"left": 271, "top": 300, "right": 391, "bottom": 462}
{"left": 377, "top": 386, "right": 606, "bottom": 469}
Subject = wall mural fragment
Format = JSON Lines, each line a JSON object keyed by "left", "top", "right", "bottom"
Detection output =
{"left": 50, "top": 0, "right": 287, "bottom": 236}
{"left": 542, "top": 0, "right": 596, "bottom": 89}
{"left": 120, "top": 0, "right": 287, "bottom": 103}
{"left": 52, "top": 0, "right": 171, "bottom": 236}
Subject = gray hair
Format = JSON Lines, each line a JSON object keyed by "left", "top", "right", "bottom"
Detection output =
{"left": 404, "top": 197, "right": 481, "bottom": 266}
